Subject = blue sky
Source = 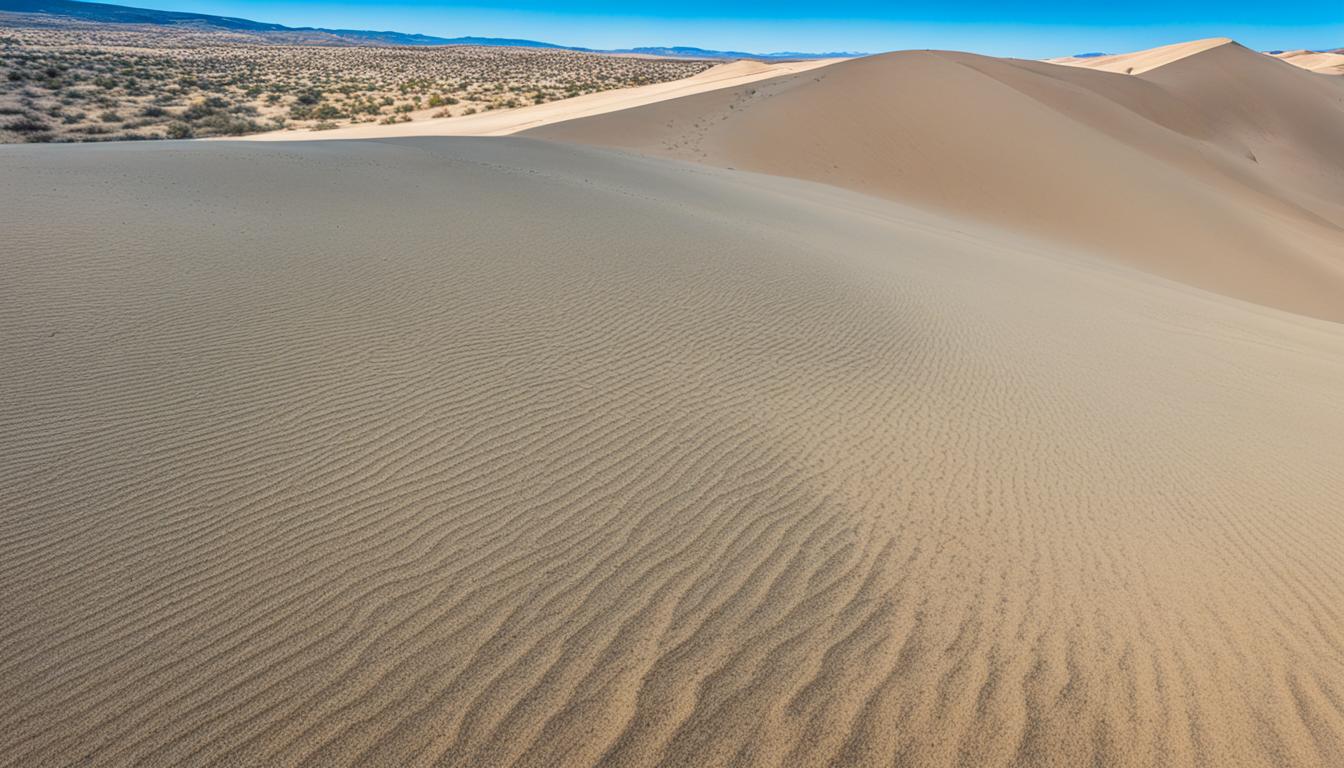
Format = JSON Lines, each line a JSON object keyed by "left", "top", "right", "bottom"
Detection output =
{"left": 144, "top": 1, "right": 1344, "bottom": 56}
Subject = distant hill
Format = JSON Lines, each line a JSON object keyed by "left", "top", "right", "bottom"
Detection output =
{"left": 0, "top": 0, "right": 856, "bottom": 58}
{"left": 607, "top": 46, "right": 860, "bottom": 60}
{"left": 0, "top": 0, "right": 562, "bottom": 46}
{"left": 1, "top": 0, "right": 287, "bottom": 31}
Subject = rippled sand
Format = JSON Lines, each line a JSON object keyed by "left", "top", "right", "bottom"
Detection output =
{"left": 2, "top": 137, "right": 1343, "bottom": 766}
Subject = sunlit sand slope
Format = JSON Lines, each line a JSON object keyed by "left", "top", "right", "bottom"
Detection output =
{"left": 1050, "top": 39, "right": 1344, "bottom": 76}
{"left": 1046, "top": 37, "right": 1234, "bottom": 74}
{"left": 529, "top": 41, "right": 1344, "bottom": 323}
{"left": 1271, "top": 50, "right": 1344, "bottom": 75}
{"left": 2, "top": 139, "right": 1344, "bottom": 767}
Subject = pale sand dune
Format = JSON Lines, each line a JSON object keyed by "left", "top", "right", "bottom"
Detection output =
{"left": 3, "top": 137, "right": 1344, "bottom": 766}
{"left": 1050, "top": 39, "right": 1344, "bottom": 76}
{"left": 238, "top": 58, "right": 839, "bottom": 141}
{"left": 529, "top": 40, "right": 1344, "bottom": 322}
{"left": 1271, "top": 50, "right": 1344, "bottom": 75}
{"left": 1047, "top": 37, "right": 1234, "bottom": 74}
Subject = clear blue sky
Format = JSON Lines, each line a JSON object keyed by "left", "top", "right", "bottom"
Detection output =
{"left": 143, "top": 0, "right": 1344, "bottom": 56}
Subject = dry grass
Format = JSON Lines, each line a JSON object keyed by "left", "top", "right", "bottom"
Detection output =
{"left": 0, "top": 14, "right": 714, "bottom": 143}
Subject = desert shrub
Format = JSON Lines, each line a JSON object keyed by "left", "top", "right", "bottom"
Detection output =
{"left": 312, "top": 103, "right": 345, "bottom": 120}
{"left": 5, "top": 115, "right": 49, "bottom": 133}
{"left": 204, "top": 115, "right": 260, "bottom": 134}
{"left": 312, "top": 121, "right": 338, "bottom": 130}
{"left": 164, "top": 122, "right": 194, "bottom": 139}
{"left": 140, "top": 105, "right": 167, "bottom": 117}
{"left": 99, "top": 110, "right": 123, "bottom": 122}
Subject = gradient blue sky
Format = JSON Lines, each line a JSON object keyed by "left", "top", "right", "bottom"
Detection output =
{"left": 144, "top": 0, "right": 1344, "bottom": 56}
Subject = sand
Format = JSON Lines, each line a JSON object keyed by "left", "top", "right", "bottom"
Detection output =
{"left": 1049, "top": 39, "right": 1344, "bottom": 76}
{"left": 1046, "top": 37, "right": 1236, "bottom": 74}
{"left": 529, "top": 40, "right": 1344, "bottom": 323}
{"left": 238, "top": 58, "right": 840, "bottom": 141}
{"left": 3, "top": 135, "right": 1344, "bottom": 767}
{"left": 1271, "top": 50, "right": 1344, "bottom": 75}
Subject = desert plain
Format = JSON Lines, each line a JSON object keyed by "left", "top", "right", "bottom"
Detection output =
{"left": 3, "top": 24, "right": 1344, "bottom": 768}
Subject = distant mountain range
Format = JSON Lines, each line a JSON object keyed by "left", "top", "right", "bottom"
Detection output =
{"left": 0, "top": 0, "right": 862, "bottom": 59}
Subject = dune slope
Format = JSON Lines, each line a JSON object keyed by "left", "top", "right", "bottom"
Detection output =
{"left": 1047, "top": 37, "right": 1234, "bottom": 74}
{"left": 2, "top": 138, "right": 1344, "bottom": 766}
{"left": 528, "top": 42, "right": 1344, "bottom": 323}
{"left": 1272, "top": 50, "right": 1344, "bottom": 75}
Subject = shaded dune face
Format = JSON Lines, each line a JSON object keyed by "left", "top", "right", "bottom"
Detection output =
{"left": 527, "top": 42, "right": 1344, "bottom": 323}
{"left": 3, "top": 139, "right": 1344, "bottom": 766}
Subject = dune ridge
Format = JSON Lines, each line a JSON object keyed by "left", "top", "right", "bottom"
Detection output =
{"left": 1050, "top": 39, "right": 1344, "bottom": 76}
{"left": 1271, "top": 50, "right": 1344, "bottom": 75}
{"left": 1046, "top": 37, "right": 1235, "bottom": 74}
{"left": 3, "top": 137, "right": 1344, "bottom": 766}
{"left": 528, "top": 40, "right": 1344, "bottom": 322}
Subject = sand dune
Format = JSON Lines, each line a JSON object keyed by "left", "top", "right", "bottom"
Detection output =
{"left": 3, "top": 137, "right": 1344, "bottom": 767}
{"left": 240, "top": 58, "right": 839, "bottom": 141}
{"left": 529, "top": 40, "right": 1344, "bottom": 322}
{"left": 1051, "top": 39, "right": 1344, "bottom": 76}
{"left": 1047, "top": 37, "right": 1234, "bottom": 74}
{"left": 1271, "top": 50, "right": 1344, "bottom": 75}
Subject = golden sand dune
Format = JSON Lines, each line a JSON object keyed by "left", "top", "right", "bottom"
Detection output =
{"left": 3, "top": 137, "right": 1344, "bottom": 767}
{"left": 1047, "top": 37, "right": 1235, "bottom": 74}
{"left": 1271, "top": 49, "right": 1344, "bottom": 75}
{"left": 1051, "top": 39, "right": 1344, "bottom": 76}
{"left": 240, "top": 57, "right": 839, "bottom": 141}
{"left": 529, "top": 40, "right": 1344, "bottom": 322}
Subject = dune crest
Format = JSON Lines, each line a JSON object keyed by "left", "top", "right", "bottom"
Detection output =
{"left": 1271, "top": 49, "right": 1344, "bottom": 75}
{"left": 1052, "top": 38, "right": 1344, "bottom": 76}
{"left": 1047, "top": 37, "right": 1234, "bottom": 74}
